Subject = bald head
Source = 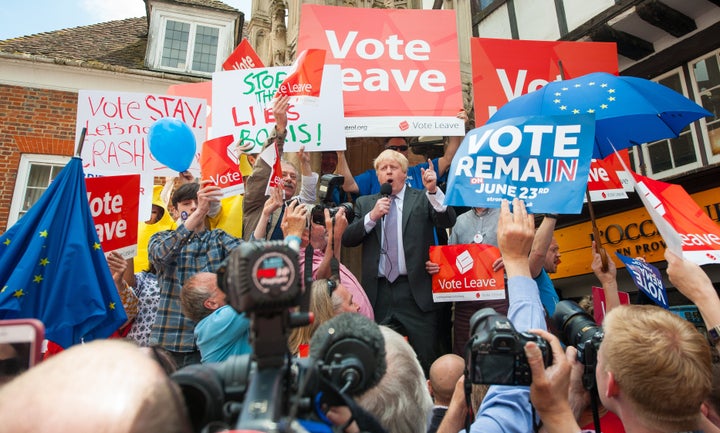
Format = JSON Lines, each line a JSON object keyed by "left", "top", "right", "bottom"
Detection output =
{"left": 0, "top": 339, "right": 191, "bottom": 433}
{"left": 428, "top": 354, "right": 465, "bottom": 406}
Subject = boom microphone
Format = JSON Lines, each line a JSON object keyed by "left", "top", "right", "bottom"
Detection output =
{"left": 309, "top": 313, "right": 387, "bottom": 396}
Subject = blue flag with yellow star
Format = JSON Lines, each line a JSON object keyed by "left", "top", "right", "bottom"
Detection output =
{"left": 0, "top": 157, "right": 127, "bottom": 348}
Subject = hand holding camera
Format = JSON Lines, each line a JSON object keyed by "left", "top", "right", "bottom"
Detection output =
{"left": 525, "top": 329, "right": 580, "bottom": 431}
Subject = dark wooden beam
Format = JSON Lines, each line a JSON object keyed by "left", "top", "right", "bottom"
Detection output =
{"left": 623, "top": 21, "right": 720, "bottom": 78}
{"left": 590, "top": 24, "right": 654, "bottom": 60}
{"left": 636, "top": 0, "right": 696, "bottom": 37}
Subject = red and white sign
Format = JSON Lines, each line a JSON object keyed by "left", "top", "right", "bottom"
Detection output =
{"left": 298, "top": 4, "right": 465, "bottom": 137}
{"left": 275, "top": 49, "right": 326, "bottom": 103}
{"left": 633, "top": 172, "right": 720, "bottom": 265}
{"left": 85, "top": 174, "right": 140, "bottom": 258}
{"left": 586, "top": 157, "right": 627, "bottom": 202}
{"left": 76, "top": 90, "right": 206, "bottom": 177}
{"left": 429, "top": 244, "right": 505, "bottom": 302}
{"left": 212, "top": 65, "right": 346, "bottom": 154}
{"left": 200, "top": 135, "right": 244, "bottom": 198}
{"left": 223, "top": 39, "right": 265, "bottom": 71}
{"left": 259, "top": 142, "right": 283, "bottom": 196}
{"left": 168, "top": 81, "right": 212, "bottom": 130}
{"left": 471, "top": 38, "right": 618, "bottom": 126}
{"left": 591, "top": 286, "right": 630, "bottom": 324}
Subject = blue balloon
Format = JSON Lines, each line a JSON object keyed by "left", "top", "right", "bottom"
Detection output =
{"left": 148, "top": 118, "right": 197, "bottom": 172}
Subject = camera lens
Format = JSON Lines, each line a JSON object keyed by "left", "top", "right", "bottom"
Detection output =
{"left": 552, "top": 300, "right": 601, "bottom": 349}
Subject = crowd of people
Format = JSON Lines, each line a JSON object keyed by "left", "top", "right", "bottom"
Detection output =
{"left": 1, "top": 94, "right": 720, "bottom": 433}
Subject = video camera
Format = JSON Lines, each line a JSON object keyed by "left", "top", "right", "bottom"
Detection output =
{"left": 465, "top": 308, "right": 552, "bottom": 386}
{"left": 551, "top": 300, "right": 604, "bottom": 391}
{"left": 311, "top": 174, "right": 354, "bottom": 226}
{"left": 171, "top": 241, "right": 387, "bottom": 433}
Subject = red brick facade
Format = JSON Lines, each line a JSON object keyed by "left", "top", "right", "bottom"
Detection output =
{"left": 0, "top": 84, "right": 78, "bottom": 232}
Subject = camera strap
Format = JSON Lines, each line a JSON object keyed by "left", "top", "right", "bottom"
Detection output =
{"left": 301, "top": 245, "right": 314, "bottom": 312}
{"left": 329, "top": 216, "right": 340, "bottom": 279}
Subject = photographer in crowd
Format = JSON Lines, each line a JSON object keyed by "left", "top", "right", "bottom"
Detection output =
{"left": 527, "top": 302, "right": 713, "bottom": 433}
{"left": 437, "top": 198, "right": 548, "bottom": 433}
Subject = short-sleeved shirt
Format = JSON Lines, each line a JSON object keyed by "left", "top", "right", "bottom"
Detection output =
{"left": 149, "top": 224, "right": 243, "bottom": 352}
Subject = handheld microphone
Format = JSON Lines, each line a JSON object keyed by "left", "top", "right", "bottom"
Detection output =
{"left": 309, "top": 313, "right": 387, "bottom": 396}
{"left": 380, "top": 182, "right": 392, "bottom": 198}
{"left": 379, "top": 183, "right": 392, "bottom": 224}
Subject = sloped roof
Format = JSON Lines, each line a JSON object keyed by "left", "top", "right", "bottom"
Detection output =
{"left": 165, "top": 0, "right": 239, "bottom": 13}
{"left": 0, "top": 0, "right": 243, "bottom": 73}
{"left": 0, "top": 18, "right": 149, "bottom": 70}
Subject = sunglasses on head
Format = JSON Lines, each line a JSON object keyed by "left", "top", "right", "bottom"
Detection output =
{"left": 326, "top": 278, "right": 338, "bottom": 297}
{"left": 387, "top": 145, "right": 408, "bottom": 152}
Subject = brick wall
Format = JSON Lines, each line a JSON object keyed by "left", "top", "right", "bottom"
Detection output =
{"left": 0, "top": 84, "right": 77, "bottom": 232}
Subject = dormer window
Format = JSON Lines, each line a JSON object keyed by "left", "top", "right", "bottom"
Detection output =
{"left": 160, "top": 19, "right": 219, "bottom": 73}
{"left": 146, "top": 1, "right": 238, "bottom": 77}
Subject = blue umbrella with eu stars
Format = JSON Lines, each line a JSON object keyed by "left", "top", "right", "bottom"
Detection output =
{"left": 488, "top": 71, "right": 713, "bottom": 271}
{"left": 0, "top": 130, "right": 127, "bottom": 348}
{"left": 488, "top": 71, "right": 713, "bottom": 159}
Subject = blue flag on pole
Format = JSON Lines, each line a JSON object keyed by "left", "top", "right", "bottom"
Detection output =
{"left": 0, "top": 157, "right": 127, "bottom": 348}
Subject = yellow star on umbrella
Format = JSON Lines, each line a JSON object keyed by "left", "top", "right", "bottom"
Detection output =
{"left": 39, "top": 258, "right": 50, "bottom": 266}
{"left": 39, "top": 230, "right": 48, "bottom": 238}
{"left": 93, "top": 242, "right": 101, "bottom": 250}
{"left": 33, "top": 275, "right": 44, "bottom": 283}
{"left": 13, "top": 289, "right": 25, "bottom": 298}
{"left": 3, "top": 238, "right": 9, "bottom": 246}
{"left": 109, "top": 302, "right": 116, "bottom": 310}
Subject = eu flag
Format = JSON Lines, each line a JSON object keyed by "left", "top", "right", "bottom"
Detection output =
{"left": 0, "top": 157, "right": 127, "bottom": 348}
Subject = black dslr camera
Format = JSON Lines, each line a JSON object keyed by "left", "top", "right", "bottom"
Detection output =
{"left": 311, "top": 174, "right": 355, "bottom": 225}
{"left": 552, "top": 300, "right": 604, "bottom": 391}
{"left": 171, "top": 241, "right": 386, "bottom": 433}
{"left": 465, "top": 308, "right": 552, "bottom": 386}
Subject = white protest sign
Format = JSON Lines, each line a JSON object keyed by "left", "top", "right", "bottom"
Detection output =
{"left": 212, "top": 64, "right": 346, "bottom": 153}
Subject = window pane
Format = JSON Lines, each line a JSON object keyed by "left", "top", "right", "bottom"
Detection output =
{"left": 161, "top": 20, "right": 190, "bottom": 69}
{"left": 19, "top": 163, "right": 64, "bottom": 219}
{"left": 648, "top": 141, "right": 672, "bottom": 172}
{"left": 670, "top": 133, "right": 697, "bottom": 167}
{"left": 695, "top": 54, "right": 720, "bottom": 155}
{"left": 192, "top": 25, "right": 219, "bottom": 73}
{"left": 27, "top": 165, "right": 51, "bottom": 188}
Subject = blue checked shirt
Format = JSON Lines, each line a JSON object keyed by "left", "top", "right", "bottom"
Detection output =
{"left": 148, "top": 224, "right": 243, "bottom": 352}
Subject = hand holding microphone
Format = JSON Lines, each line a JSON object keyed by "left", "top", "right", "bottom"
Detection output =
{"left": 370, "top": 183, "right": 393, "bottom": 222}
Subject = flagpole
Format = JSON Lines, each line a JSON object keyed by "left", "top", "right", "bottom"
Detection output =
{"left": 559, "top": 61, "right": 609, "bottom": 271}
{"left": 75, "top": 127, "right": 87, "bottom": 157}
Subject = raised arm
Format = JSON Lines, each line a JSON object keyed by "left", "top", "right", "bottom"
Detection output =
{"left": 436, "top": 109, "right": 468, "bottom": 177}
{"left": 336, "top": 151, "right": 360, "bottom": 195}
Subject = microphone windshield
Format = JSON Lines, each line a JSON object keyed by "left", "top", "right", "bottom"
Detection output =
{"left": 309, "top": 313, "right": 387, "bottom": 396}
{"left": 380, "top": 183, "right": 392, "bottom": 197}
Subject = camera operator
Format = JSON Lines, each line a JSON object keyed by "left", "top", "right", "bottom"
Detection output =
{"left": 438, "top": 198, "right": 549, "bottom": 433}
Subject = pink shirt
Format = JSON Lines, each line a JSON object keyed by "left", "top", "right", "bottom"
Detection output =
{"left": 299, "top": 247, "right": 374, "bottom": 321}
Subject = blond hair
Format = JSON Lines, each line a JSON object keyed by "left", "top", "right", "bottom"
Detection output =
{"left": 602, "top": 305, "right": 711, "bottom": 431}
{"left": 288, "top": 278, "right": 341, "bottom": 355}
{"left": 373, "top": 149, "right": 408, "bottom": 173}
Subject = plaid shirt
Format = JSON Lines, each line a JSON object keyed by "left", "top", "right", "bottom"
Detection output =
{"left": 148, "top": 224, "right": 242, "bottom": 352}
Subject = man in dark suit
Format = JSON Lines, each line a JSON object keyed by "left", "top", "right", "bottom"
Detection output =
{"left": 342, "top": 150, "right": 456, "bottom": 375}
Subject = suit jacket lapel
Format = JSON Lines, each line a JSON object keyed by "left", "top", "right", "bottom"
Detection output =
{"left": 401, "top": 188, "right": 420, "bottom": 235}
